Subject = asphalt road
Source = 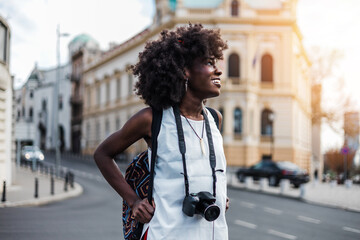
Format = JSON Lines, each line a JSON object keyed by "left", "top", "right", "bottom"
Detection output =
{"left": 0, "top": 153, "right": 359, "bottom": 240}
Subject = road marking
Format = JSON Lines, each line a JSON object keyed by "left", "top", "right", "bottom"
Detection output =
{"left": 264, "top": 207, "right": 283, "bottom": 215}
{"left": 240, "top": 201, "right": 256, "bottom": 209}
{"left": 343, "top": 227, "right": 360, "bottom": 234}
{"left": 268, "top": 229, "right": 297, "bottom": 240}
{"left": 235, "top": 220, "right": 257, "bottom": 229}
{"left": 297, "top": 215, "right": 321, "bottom": 224}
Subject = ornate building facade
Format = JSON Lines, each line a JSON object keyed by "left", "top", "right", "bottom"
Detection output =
{"left": 0, "top": 15, "right": 12, "bottom": 184}
{"left": 82, "top": 0, "right": 312, "bottom": 169}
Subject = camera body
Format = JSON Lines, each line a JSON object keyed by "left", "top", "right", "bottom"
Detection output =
{"left": 182, "top": 191, "right": 220, "bottom": 222}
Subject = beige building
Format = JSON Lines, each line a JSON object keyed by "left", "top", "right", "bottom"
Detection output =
{"left": 82, "top": 0, "right": 312, "bottom": 170}
{"left": 0, "top": 16, "right": 13, "bottom": 185}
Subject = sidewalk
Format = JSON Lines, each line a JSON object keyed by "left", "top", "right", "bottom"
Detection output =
{"left": 227, "top": 172, "right": 360, "bottom": 213}
{"left": 0, "top": 164, "right": 83, "bottom": 207}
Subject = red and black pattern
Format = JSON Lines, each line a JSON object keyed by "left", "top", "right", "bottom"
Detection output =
{"left": 123, "top": 150, "right": 150, "bottom": 240}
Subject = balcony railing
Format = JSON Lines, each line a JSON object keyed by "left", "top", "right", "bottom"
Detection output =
{"left": 70, "top": 74, "right": 81, "bottom": 82}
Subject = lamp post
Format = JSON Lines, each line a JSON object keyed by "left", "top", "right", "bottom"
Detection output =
{"left": 268, "top": 112, "right": 275, "bottom": 160}
{"left": 54, "top": 24, "right": 69, "bottom": 176}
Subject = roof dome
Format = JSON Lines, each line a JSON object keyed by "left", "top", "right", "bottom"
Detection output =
{"left": 68, "top": 34, "right": 99, "bottom": 55}
{"left": 168, "top": 0, "right": 223, "bottom": 9}
{"left": 70, "top": 34, "right": 98, "bottom": 45}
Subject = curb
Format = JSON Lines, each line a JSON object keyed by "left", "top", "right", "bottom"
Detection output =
{"left": 228, "top": 178, "right": 360, "bottom": 214}
{"left": 227, "top": 184, "right": 302, "bottom": 201}
{"left": 301, "top": 198, "right": 360, "bottom": 213}
{"left": 0, "top": 182, "right": 83, "bottom": 208}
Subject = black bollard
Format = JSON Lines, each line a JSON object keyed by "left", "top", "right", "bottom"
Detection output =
{"left": 64, "top": 173, "right": 68, "bottom": 192}
{"left": 50, "top": 176, "right": 54, "bottom": 195}
{"left": 69, "top": 172, "right": 74, "bottom": 188}
{"left": 34, "top": 178, "right": 39, "bottom": 198}
{"left": 1, "top": 181, "right": 6, "bottom": 202}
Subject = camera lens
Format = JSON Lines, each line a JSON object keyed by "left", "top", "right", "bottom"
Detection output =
{"left": 203, "top": 204, "right": 220, "bottom": 221}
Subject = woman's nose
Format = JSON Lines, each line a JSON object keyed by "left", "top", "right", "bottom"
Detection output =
{"left": 215, "top": 67, "right": 222, "bottom": 76}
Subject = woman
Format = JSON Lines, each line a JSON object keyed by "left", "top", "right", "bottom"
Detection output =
{"left": 94, "top": 23, "right": 229, "bottom": 240}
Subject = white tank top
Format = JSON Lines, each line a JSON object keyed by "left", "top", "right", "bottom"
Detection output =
{"left": 143, "top": 107, "right": 228, "bottom": 240}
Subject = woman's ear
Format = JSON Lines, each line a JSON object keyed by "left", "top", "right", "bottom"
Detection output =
{"left": 184, "top": 68, "right": 190, "bottom": 79}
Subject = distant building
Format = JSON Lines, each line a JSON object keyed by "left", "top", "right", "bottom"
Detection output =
{"left": 14, "top": 64, "right": 71, "bottom": 152}
{"left": 68, "top": 34, "right": 101, "bottom": 153}
{"left": 0, "top": 15, "right": 13, "bottom": 185}
{"left": 344, "top": 111, "right": 360, "bottom": 166}
{"left": 82, "top": 0, "right": 312, "bottom": 169}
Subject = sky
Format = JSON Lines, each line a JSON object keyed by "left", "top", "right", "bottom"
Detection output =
{"left": 1, "top": 0, "right": 359, "bottom": 151}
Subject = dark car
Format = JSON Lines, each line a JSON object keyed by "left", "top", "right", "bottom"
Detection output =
{"left": 236, "top": 161, "right": 309, "bottom": 188}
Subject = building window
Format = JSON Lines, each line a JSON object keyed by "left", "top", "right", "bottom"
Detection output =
{"left": 0, "top": 22, "right": 7, "bottom": 63}
{"left": 116, "top": 78, "right": 121, "bottom": 99}
{"left": 128, "top": 73, "right": 133, "bottom": 96}
{"left": 86, "top": 122, "right": 90, "bottom": 147}
{"left": 30, "top": 90, "right": 33, "bottom": 98}
{"left": 96, "top": 86, "right": 101, "bottom": 106}
{"left": 261, "top": 54, "right": 273, "bottom": 83}
{"left": 219, "top": 108, "right": 224, "bottom": 134}
{"left": 96, "top": 121, "right": 100, "bottom": 142}
{"left": 261, "top": 109, "right": 274, "bottom": 136}
{"left": 86, "top": 88, "right": 91, "bottom": 108}
{"left": 116, "top": 117, "right": 120, "bottom": 130}
{"left": 106, "top": 82, "right": 110, "bottom": 103}
{"left": 228, "top": 53, "right": 240, "bottom": 84}
{"left": 231, "top": 0, "right": 239, "bottom": 16}
{"left": 58, "top": 94, "right": 63, "bottom": 110}
{"left": 22, "top": 107, "right": 25, "bottom": 117}
{"left": 234, "top": 107, "right": 242, "bottom": 135}
{"left": 42, "top": 99, "right": 47, "bottom": 111}
{"left": 105, "top": 119, "right": 110, "bottom": 137}
{"left": 17, "top": 110, "right": 20, "bottom": 121}
{"left": 29, "top": 107, "right": 33, "bottom": 122}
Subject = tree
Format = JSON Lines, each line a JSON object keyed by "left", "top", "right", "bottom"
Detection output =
{"left": 324, "top": 148, "right": 354, "bottom": 175}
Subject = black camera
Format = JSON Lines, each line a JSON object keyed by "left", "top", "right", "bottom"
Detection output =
{"left": 182, "top": 191, "right": 220, "bottom": 221}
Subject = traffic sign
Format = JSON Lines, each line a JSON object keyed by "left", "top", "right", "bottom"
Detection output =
{"left": 341, "top": 146, "right": 350, "bottom": 155}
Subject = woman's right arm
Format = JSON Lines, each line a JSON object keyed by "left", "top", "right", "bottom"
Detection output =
{"left": 93, "top": 107, "right": 154, "bottom": 223}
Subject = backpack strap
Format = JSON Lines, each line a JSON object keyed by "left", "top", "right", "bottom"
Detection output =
{"left": 134, "top": 108, "right": 162, "bottom": 240}
{"left": 206, "top": 107, "right": 220, "bottom": 130}
{"left": 147, "top": 107, "right": 163, "bottom": 202}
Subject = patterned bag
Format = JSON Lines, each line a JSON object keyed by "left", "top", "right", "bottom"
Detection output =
{"left": 123, "top": 151, "right": 151, "bottom": 240}
{"left": 122, "top": 108, "right": 162, "bottom": 240}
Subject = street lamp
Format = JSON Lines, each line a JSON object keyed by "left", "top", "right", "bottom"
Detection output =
{"left": 54, "top": 24, "right": 69, "bottom": 176}
{"left": 268, "top": 112, "right": 275, "bottom": 160}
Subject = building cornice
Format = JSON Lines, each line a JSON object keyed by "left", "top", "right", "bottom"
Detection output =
{"left": 83, "top": 16, "right": 300, "bottom": 74}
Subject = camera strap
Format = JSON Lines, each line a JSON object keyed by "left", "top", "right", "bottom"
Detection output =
{"left": 173, "top": 105, "right": 217, "bottom": 197}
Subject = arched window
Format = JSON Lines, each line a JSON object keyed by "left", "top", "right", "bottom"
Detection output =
{"left": 261, "top": 54, "right": 273, "bottom": 83}
{"left": 261, "top": 109, "right": 274, "bottom": 136}
{"left": 105, "top": 119, "right": 110, "bottom": 137}
{"left": 228, "top": 53, "right": 240, "bottom": 84}
{"left": 234, "top": 108, "right": 242, "bottom": 135}
{"left": 219, "top": 108, "right": 224, "bottom": 134}
{"left": 231, "top": 0, "right": 239, "bottom": 16}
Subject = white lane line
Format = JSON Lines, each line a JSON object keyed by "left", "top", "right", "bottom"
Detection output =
{"left": 240, "top": 201, "right": 256, "bottom": 209}
{"left": 234, "top": 220, "right": 257, "bottom": 229}
{"left": 264, "top": 207, "right": 283, "bottom": 215}
{"left": 343, "top": 227, "right": 360, "bottom": 234}
{"left": 268, "top": 229, "right": 297, "bottom": 240}
{"left": 297, "top": 215, "right": 321, "bottom": 224}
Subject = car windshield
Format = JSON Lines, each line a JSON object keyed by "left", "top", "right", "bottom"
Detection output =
{"left": 23, "top": 146, "right": 40, "bottom": 152}
{"left": 276, "top": 161, "right": 300, "bottom": 170}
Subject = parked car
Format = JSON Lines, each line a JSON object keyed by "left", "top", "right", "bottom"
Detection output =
{"left": 236, "top": 161, "right": 309, "bottom": 188}
{"left": 21, "top": 146, "right": 45, "bottom": 165}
